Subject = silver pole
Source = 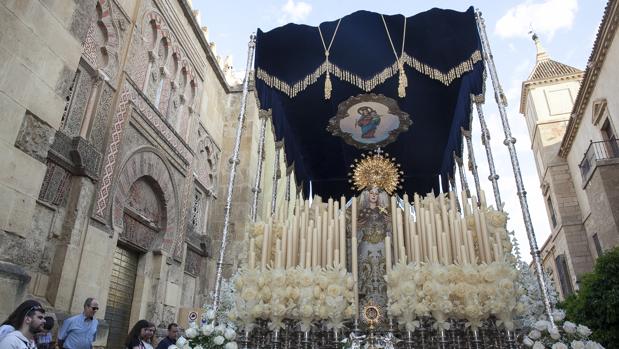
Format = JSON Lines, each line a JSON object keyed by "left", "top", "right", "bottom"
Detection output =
{"left": 270, "top": 141, "right": 283, "bottom": 216}
{"left": 463, "top": 128, "right": 482, "bottom": 205}
{"left": 285, "top": 166, "right": 292, "bottom": 202}
{"left": 475, "top": 100, "right": 503, "bottom": 210}
{"left": 250, "top": 112, "right": 269, "bottom": 222}
{"left": 212, "top": 34, "right": 256, "bottom": 312}
{"left": 454, "top": 153, "right": 470, "bottom": 198}
{"left": 475, "top": 10, "right": 554, "bottom": 327}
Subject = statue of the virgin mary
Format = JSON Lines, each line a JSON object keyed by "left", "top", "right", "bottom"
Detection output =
{"left": 356, "top": 186, "right": 392, "bottom": 326}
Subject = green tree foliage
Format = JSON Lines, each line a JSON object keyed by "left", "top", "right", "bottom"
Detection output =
{"left": 560, "top": 247, "right": 619, "bottom": 348}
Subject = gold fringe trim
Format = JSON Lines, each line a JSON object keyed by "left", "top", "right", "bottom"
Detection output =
{"left": 256, "top": 50, "right": 482, "bottom": 98}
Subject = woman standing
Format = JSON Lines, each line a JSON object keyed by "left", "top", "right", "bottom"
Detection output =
{"left": 124, "top": 320, "right": 154, "bottom": 349}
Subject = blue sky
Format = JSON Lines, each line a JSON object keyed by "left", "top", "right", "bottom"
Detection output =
{"left": 195, "top": 0, "right": 607, "bottom": 262}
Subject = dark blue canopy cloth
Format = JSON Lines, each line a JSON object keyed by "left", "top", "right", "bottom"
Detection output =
{"left": 255, "top": 6, "right": 485, "bottom": 199}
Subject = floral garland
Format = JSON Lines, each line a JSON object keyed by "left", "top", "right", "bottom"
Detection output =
{"left": 170, "top": 309, "right": 238, "bottom": 349}
{"left": 229, "top": 265, "right": 356, "bottom": 332}
{"left": 385, "top": 261, "right": 524, "bottom": 331}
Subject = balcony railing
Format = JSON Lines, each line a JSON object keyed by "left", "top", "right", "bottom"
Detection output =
{"left": 579, "top": 139, "right": 619, "bottom": 181}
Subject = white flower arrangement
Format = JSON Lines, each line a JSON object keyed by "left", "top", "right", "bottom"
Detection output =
{"left": 385, "top": 261, "right": 523, "bottom": 330}
{"left": 171, "top": 320, "right": 238, "bottom": 349}
{"left": 520, "top": 311, "right": 604, "bottom": 349}
{"left": 230, "top": 264, "right": 355, "bottom": 331}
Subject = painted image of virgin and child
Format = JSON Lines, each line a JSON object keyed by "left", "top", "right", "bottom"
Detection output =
{"left": 356, "top": 106, "right": 381, "bottom": 139}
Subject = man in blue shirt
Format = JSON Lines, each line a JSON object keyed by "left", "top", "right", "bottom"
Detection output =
{"left": 57, "top": 298, "right": 99, "bottom": 349}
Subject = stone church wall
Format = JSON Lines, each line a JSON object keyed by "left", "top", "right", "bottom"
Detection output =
{"left": 0, "top": 0, "right": 264, "bottom": 346}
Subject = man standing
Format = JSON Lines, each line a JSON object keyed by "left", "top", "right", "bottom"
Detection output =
{"left": 57, "top": 299, "right": 99, "bottom": 349}
{"left": 154, "top": 324, "right": 178, "bottom": 349}
{"left": 0, "top": 304, "right": 46, "bottom": 349}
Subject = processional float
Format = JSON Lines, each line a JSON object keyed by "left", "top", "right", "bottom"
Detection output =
{"left": 211, "top": 6, "right": 555, "bottom": 349}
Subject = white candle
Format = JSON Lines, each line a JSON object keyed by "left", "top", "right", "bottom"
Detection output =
{"left": 466, "top": 230, "right": 476, "bottom": 264}
{"left": 479, "top": 211, "right": 492, "bottom": 264}
{"left": 334, "top": 248, "right": 340, "bottom": 267}
{"left": 261, "top": 225, "right": 269, "bottom": 270}
{"left": 385, "top": 236, "right": 392, "bottom": 272}
{"left": 413, "top": 234, "right": 421, "bottom": 263}
{"left": 339, "top": 209, "right": 346, "bottom": 269}
{"left": 391, "top": 196, "right": 399, "bottom": 262}
{"left": 460, "top": 245, "right": 469, "bottom": 264}
{"left": 299, "top": 238, "right": 306, "bottom": 268}
{"left": 249, "top": 238, "right": 256, "bottom": 269}
{"left": 276, "top": 239, "right": 282, "bottom": 268}
{"left": 282, "top": 227, "right": 288, "bottom": 268}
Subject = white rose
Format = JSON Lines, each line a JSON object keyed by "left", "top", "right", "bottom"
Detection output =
{"left": 185, "top": 327, "right": 198, "bottom": 339}
{"left": 563, "top": 321, "right": 577, "bottom": 334}
{"left": 552, "top": 343, "right": 568, "bottom": 349}
{"left": 571, "top": 341, "right": 585, "bottom": 349}
{"left": 549, "top": 327, "right": 561, "bottom": 340}
{"left": 224, "top": 328, "right": 236, "bottom": 341}
{"left": 528, "top": 330, "right": 542, "bottom": 340}
{"left": 224, "top": 343, "right": 238, "bottom": 349}
{"left": 206, "top": 309, "right": 216, "bottom": 320}
{"left": 533, "top": 341, "right": 545, "bottom": 349}
{"left": 213, "top": 336, "right": 225, "bottom": 345}
{"left": 553, "top": 310, "right": 566, "bottom": 322}
{"left": 577, "top": 325, "right": 592, "bottom": 337}
{"left": 523, "top": 336, "right": 534, "bottom": 347}
{"left": 534, "top": 320, "right": 549, "bottom": 331}
{"left": 201, "top": 323, "right": 214, "bottom": 336}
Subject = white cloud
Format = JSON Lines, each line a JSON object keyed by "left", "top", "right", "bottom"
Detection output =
{"left": 279, "top": 0, "right": 312, "bottom": 24}
{"left": 495, "top": 0, "right": 578, "bottom": 40}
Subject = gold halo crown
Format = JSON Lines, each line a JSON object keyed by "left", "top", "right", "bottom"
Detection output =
{"left": 348, "top": 149, "right": 403, "bottom": 195}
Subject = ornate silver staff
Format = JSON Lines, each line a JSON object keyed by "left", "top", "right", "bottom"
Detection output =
{"left": 212, "top": 34, "right": 256, "bottom": 311}
{"left": 250, "top": 110, "right": 269, "bottom": 222}
{"left": 475, "top": 10, "right": 555, "bottom": 326}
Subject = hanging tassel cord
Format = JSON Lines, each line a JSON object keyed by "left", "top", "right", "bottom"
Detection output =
{"left": 318, "top": 19, "right": 342, "bottom": 99}
{"left": 381, "top": 14, "right": 408, "bottom": 97}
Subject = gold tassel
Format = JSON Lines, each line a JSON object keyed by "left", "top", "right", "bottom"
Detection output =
{"left": 398, "top": 61, "right": 407, "bottom": 98}
{"left": 324, "top": 71, "right": 332, "bottom": 100}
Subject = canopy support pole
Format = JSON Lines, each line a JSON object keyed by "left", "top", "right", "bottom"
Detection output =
{"left": 463, "top": 128, "right": 482, "bottom": 206}
{"left": 455, "top": 153, "right": 470, "bottom": 199}
{"left": 475, "top": 9, "right": 555, "bottom": 327}
{"left": 271, "top": 142, "right": 283, "bottom": 216}
{"left": 475, "top": 100, "right": 503, "bottom": 210}
{"left": 250, "top": 112, "right": 269, "bottom": 222}
{"left": 212, "top": 34, "right": 256, "bottom": 312}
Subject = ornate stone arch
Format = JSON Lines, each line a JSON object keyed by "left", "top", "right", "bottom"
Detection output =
{"left": 111, "top": 147, "right": 178, "bottom": 253}
{"left": 82, "top": 0, "right": 120, "bottom": 77}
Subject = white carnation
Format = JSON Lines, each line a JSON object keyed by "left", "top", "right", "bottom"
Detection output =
{"left": 533, "top": 341, "right": 545, "bottom": 349}
{"left": 563, "top": 321, "right": 577, "bottom": 334}
{"left": 549, "top": 326, "right": 561, "bottom": 340}
{"left": 206, "top": 309, "right": 216, "bottom": 320}
{"left": 224, "top": 342, "right": 238, "bottom": 349}
{"left": 224, "top": 328, "right": 236, "bottom": 341}
{"left": 213, "top": 335, "right": 225, "bottom": 345}
{"left": 577, "top": 325, "right": 592, "bottom": 337}
{"left": 553, "top": 310, "right": 566, "bottom": 322}
{"left": 201, "top": 323, "right": 214, "bottom": 336}
{"left": 528, "top": 330, "right": 542, "bottom": 340}
{"left": 552, "top": 343, "right": 568, "bottom": 349}
{"left": 534, "top": 320, "right": 549, "bottom": 331}
{"left": 571, "top": 340, "right": 585, "bottom": 349}
{"left": 523, "top": 336, "right": 534, "bottom": 347}
{"left": 185, "top": 328, "right": 198, "bottom": 339}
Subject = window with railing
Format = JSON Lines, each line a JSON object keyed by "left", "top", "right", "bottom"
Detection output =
{"left": 579, "top": 139, "right": 619, "bottom": 180}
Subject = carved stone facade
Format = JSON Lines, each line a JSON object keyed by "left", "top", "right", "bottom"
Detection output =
{"left": 0, "top": 0, "right": 268, "bottom": 347}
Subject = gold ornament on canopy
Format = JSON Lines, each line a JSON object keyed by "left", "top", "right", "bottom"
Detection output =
{"left": 349, "top": 149, "right": 403, "bottom": 195}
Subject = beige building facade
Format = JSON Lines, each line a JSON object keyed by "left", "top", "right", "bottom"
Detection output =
{"left": 0, "top": 0, "right": 289, "bottom": 347}
{"left": 522, "top": 0, "right": 619, "bottom": 300}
